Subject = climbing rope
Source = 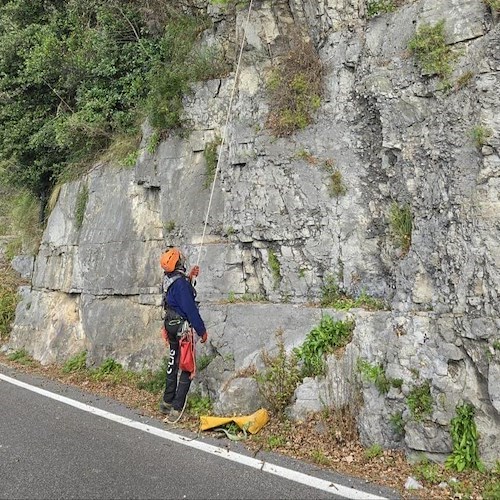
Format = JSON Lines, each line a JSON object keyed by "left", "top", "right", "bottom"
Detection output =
{"left": 195, "top": 0, "right": 254, "bottom": 268}
{"left": 164, "top": 1, "right": 255, "bottom": 428}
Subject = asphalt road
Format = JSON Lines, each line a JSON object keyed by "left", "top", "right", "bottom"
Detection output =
{"left": 0, "top": 363, "right": 399, "bottom": 500}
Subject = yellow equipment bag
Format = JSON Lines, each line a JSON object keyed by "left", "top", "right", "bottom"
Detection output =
{"left": 199, "top": 408, "right": 269, "bottom": 434}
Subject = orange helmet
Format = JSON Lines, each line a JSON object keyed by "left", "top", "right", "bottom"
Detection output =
{"left": 160, "top": 248, "right": 183, "bottom": 273}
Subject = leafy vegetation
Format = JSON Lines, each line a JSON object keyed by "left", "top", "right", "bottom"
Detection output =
{"left": 455, "top": 71, "right": 474, "bottom": 90}
{"left": 0, "top": 261, "right": 21, "bottom": 340}
{"left": 7, "top": 349, "right": 34, "bottom": 365}
{"left": 293, "top": 315, "right": 355, "bottom": 378}
{"left": 197, "top": 354, "right": 216, "bottom": 371}
{"left": 164, "top": 220, "right": 176, "bottom": 233}
{"left": 364, "top": 443, "right": 383, "bottom": 459}
{"left": 406, "top": 381, "right": 433, "bottom": 421}
{"left": 484, "top": 0, "right": 500, "bottom": 11}
{"left": 320, "top": 274, "right": 387, "bottom": 311}
{"left": 389, "top": 411, "right": 406, "bottom": 437}
{"left": 328, "top": 169, "right": 348, "bottom": 197}
{"left": 367, "top": 0, "right": 396, "bottom": 18}
{"left": 415, "top": 458, "right": 444, "bottom": 485}
{"left": 203, "top": 136, "right": 221, "bottom": 188}
{"left": 0, "top": 0, "right": 226, "bottom": 204}
{"left": 357, "top": 359, "right": 402, "bottom": 395}
{"left": 266, "top": 35, "right": 323, "bottom": 136}
{"left": 389, "top": 202, "right": 412, "bottom": 255}
{"left": 226, "top": 291, "right": 267, "bottom": 303}
{"left": 254, "top": 329, "right": 301, "bottom": 416}
{"left": 471, "top": 125, "right": 493, "bottom": 148}
{"left": 7, "top": 190, "right": 43, "bottom": 255}
{"left": 446, "top": 403, "right": 484, "bottom": 472}
{"left": 408, "top": 20, "right": 456, "bottom": 80}
{"left": 75, "top": 184, "right": 89, "bottom": 230}
{"left": 268, "top": 249, "right": 282, "bottom": 289}
{"left": 62, "top": 351, "right": 88, "bottom": 373}
{"left": 136, "top": 358, "right": 169, "bottom": 394}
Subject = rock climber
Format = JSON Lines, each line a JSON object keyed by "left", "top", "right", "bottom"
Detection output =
{"left": 159, "top": 247, "right": 208, "bottom": 423}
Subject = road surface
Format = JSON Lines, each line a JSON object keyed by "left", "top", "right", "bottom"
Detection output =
{"left": 0, "top": 363, "right": 399, "bottom": 499}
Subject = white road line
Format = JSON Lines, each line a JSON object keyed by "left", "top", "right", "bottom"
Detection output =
{"left": 1, "top": 372, "right": 389, "bottom": 500}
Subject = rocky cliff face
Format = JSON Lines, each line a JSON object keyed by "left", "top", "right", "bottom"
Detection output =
{"left": 7, "top": 0, "right": 499, "bottom": 465}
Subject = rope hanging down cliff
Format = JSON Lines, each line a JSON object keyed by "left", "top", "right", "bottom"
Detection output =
{"left": 195, "top": 0, "right": 254, "bottom": 268}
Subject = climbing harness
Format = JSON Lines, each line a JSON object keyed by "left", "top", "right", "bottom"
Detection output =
{"left": 195, "top": 0, "right": 254, "bottom": 268}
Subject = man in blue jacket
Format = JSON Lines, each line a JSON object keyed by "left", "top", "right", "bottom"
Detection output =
{"left": 159, "top": 248, "right": 208, "bottom": 423}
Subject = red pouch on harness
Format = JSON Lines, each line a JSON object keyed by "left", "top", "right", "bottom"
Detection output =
{"left": 179, "top": 334, "right": 195, "bottom": 374}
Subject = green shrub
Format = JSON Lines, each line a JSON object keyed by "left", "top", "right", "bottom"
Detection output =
{"left": 0, "top": 3, "right": 226, "bottom": 200}
{"left": 90, "top": 357, "right": 133, "bottom": 384}
{"left": 266, "top": 36, "right": 323, "bottom": 136}
{"left": 0, "top": 264, "right": 19, "bottom": 340}
{"left": 328, "top": 169, "right": 347, "bottom": 197}
{"left": 164, "top": 220, "right": 176, "bottom": 233}
{"left": 267, "top": 435, "right": 286, "bottom": 449}
{"left": 407, "top": 381, "right": 433, "bottom": 421}
{"left": 136, "top": 357, "right": 169, "bottom": 394}
{"left": 187, "top": 392, "right": 213, "bottom": 416}
{"left": 9, "top": 191, "right": 42, "bottom": 255}
{"left": 367, "top": 0, "right": 396, "bottom": 18}
{"left": 445, "top": 403, "right": 484, "bottom": 472}
{"left": 320, "top": 275, "right": 345, "bottom": 307}
{"left": 294, "top": 315, "right": 355, "bottom": 378}
{"left": 364, "top": 443, "right": 383, "bottom": 459}
{"left": 147, "top": 131, "right": 161, "bottom": 154}
{"left": 389, "top": 412, "right": 405, "bottom": 436}
{"left": 203, "top": 137, "right": 221, "bottom": 188}
{"left": 121, "top": 150, "right": 139, "bottom": 168}
{"left": 357, "top": 359, "right": 391, "bottom": 394}
{"left": 268, "top": 249, "right": 282, "bottom": 288}
{"left": 471, "top": 125, "right": 493, "bottom": 148}
{"left": 226, "top": 292, "right": 267, "bottom": 303}
{"left": 389, "top": 202, "right": 412, "bottom": 254}
{"left": 255, "top": 329, "right": 301, "bottom": 416}
{"left": 483, "top": 479, "right": 500, "bottom": 500}
{"left": 311, "top": 449, "right": 330, "bottom": 465}
{"left": 408, "top": 20, "right": 455, "bottom": 80}
{"left": 75, "top": 184, "right": 89, "bottom": 230}
{"left": 197, "top": 354, "right": 216, "bottom": 371}
{"left": 484, "top": 0, "right": 500, "bottom": 11}
{"left": 7, "top": 349, "right": 34, "bottom": 365}
{"left": 320, "top": 275, "right": 387, "bottom": 311}
{"left": 145, "top": 14, "right": 215, "bottom": 131}
{"left": 62, "top": 351, "right": 87, "bottom": 373}
{"left": 414, "top": 458, "right": 444, "bottom": 485}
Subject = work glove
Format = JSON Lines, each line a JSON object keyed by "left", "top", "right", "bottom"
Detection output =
{"left": 188, "top": 265, "right": 200, "bottom": 281}
{"left": 200, "top": 331, "right": 208, "bottom": 343}
{"left": 161, "top": 326, "right": 169, "bottom": 346}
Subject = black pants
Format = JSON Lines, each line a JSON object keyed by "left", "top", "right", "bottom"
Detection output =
{"left": 162, "top": 329, "right": 192, "bottom": 411}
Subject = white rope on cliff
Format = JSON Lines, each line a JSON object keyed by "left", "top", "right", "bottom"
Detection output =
{"left": 195, "top": 0, "right": 254, "bottom": 267}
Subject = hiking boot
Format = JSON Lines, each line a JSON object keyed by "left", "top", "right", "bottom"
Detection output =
{"left": 164, "top": 408, "right": 181, "bottom": 424}
{"left": 159, "top": 400, "right": 172, "bottom": 415}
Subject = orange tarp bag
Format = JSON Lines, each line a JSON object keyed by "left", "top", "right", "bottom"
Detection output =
{"left": 199, "top": 408, "right": 270, "bottom": 435}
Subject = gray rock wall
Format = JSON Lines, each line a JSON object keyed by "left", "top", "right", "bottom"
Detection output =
{"left": 6, "top": 0, "right": 499, "bottom": 466}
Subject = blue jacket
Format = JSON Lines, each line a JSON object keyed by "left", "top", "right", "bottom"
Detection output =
{"left": 164, "top": 273, "right": 206, "bottom": 337}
